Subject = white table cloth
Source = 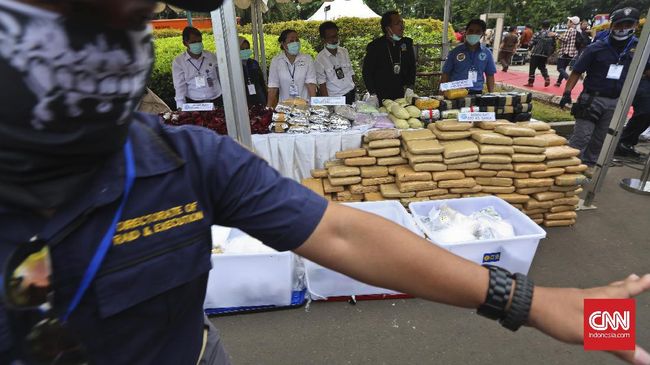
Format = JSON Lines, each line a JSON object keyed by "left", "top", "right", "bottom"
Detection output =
{"left": 252, "top": 130, "right": 366, "bottom": 181}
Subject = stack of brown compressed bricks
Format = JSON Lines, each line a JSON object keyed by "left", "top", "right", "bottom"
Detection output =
{"left": 301, "top": 122, "right": 586, "bottom": 227}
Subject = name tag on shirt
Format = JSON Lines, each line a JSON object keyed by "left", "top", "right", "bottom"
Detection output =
{"left": 607, "top": 64, "right": 624, "bottom": 80}
{"left": 247, "top": 84, "right": 256, "bottom": 95}
{"left": 195, "top": 76, "right": 207, "bottom": 88}
{"left": 289, "top": 83, "right": 299, "bottom": 97}
{"left": 468, "top": 71, "right": 478, "bottom": 83}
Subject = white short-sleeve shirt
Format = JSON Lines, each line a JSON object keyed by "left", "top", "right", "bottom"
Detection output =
{"left": 315, "top": 47, "right": 355, "bottom": 96}
{"left": 268, "top": 52, "right": 317, "bottom": 102}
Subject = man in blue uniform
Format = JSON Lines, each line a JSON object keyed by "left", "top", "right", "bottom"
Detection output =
{"left": 441, "top": 19, "right": 497, "bottom": 94}
{"left": 1, "top": 1, "right": 649, "bottom": 365}
{"left": 560, "top": 7, "right": 646, "bottom": 172}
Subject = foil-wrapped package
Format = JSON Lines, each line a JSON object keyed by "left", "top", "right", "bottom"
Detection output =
{"left": 269, "top": 122, "right": 289, "bottom": 133}
{"left": 275, "top": 103, "right": 292, "bottom": 114}
{"left": 309, "top": 114, "right": 330, "bottom": 124}
{"left": 288, "top": 116, "right": 309, "bottom": 126}
{"left": 272, "top": 112, "right": 287, "bottom": 122}
{"left": 329, "top": 124, "right": 351, "bottom": 131}
{"left": 290, "top": 105, "right": 311, "bottom": 118}
{"left": 334, "top": 105, "right": 356, "bottom": 120}
{"left": 287, "top": 126, "right": 311, "bottom": 134}
{"left": 329, "top": 114, "right": 352, "bottom": 126}
{"left": 310, "top": 105, "right": 331, "bottom": 117}
{"left": 309, "top": 123, "right": 330, "bottom": 132}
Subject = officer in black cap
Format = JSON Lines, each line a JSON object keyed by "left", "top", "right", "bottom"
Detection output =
{"left": 560, "top": 7, "right": 645, "bottom": 173}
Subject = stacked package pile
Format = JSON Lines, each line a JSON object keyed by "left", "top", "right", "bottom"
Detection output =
{"left": 270, "top": 98, "right": 352, "bottom": 133}
{"left": 301, "top": 121, "right": 586, "bottom": 227}
{"left": 470, "top": 92, "right": 534, "bottom": 122}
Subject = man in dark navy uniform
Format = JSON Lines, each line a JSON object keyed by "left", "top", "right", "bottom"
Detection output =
{"left": 560, "top": 7, "right": 648, "bottom": 174}
{"left": 1, "top": 1, "right": 649, "bottom": 365}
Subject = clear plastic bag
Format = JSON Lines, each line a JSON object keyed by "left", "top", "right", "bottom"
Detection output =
{"left": 362, "top": 92, "right": 379, "bottom": 108}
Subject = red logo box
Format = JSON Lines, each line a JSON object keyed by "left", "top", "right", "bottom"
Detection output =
{"left": 584, "top": 299, "right": 635, "bottom": 351}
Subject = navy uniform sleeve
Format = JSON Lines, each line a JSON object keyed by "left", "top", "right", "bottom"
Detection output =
{"left": 199, "top": 132, "right": 328, "bottom": 251}
{"left": 572, "top": 44, "right": 595, "bottom": 74}
{"left": 442, "top": 46, "right": 457, "bottom": 74}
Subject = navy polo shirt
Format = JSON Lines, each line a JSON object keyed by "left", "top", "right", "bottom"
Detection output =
{"left": 0, "top": 113, "right": 328, "bottom": 364}
{"left": 442, "top": 43, "right": 497, "bottom": 92}
{"left": 573, "top": 37, "right": 647, "bottom": 97}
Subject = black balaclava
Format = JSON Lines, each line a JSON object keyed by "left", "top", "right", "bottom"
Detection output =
{"left": 0, "top": 1, "right": 154, "bottom": 209}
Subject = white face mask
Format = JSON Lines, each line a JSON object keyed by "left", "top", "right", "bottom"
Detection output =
{"left": 611, "top": 28, "right": 635, "bottom": 41}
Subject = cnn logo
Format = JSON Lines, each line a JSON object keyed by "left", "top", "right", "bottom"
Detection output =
{"left": 584, "top": 299, "right": 635, "bottom": 351}
{"left": 588, "top": 311, "right": 630, "bottom": 331}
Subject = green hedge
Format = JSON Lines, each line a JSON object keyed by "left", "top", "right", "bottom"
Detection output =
{"left": 149, "top": 33, "right": 316, "bottom": 107}
{"left": 148, "top": 18, "right": 454, "bottom": 105}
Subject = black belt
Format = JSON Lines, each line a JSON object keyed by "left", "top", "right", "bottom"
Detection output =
{"left": 583, "top": 90, "right": 619, "bottom": 99}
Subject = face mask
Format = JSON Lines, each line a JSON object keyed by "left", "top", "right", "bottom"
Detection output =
{"left": 611, "top": 28, "right": 635, "bottom": 41}
{"left": 0, "top": 3, "right": 153, "bottom": 209}
{"left": 287, "top": 41, "right": 301, "bottom": 55}
{"left": 240, "top": 49, "right": 253, "bottom": 60}
{"left": 325, "top": 42, "right": 339, "bottom": 50}
{"left": 189, "top": 42, "right": 203, "bottom": 55}
{"left": 466, "top": 34, "right": 481, "bottom": 45}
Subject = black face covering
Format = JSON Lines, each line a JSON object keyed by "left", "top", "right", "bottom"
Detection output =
{"left": 0, "top": 2, "right": 154, "bottom": 209}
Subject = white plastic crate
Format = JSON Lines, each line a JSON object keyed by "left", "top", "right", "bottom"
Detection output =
{"left": 409, "top": 196, "right": 546, "bottom": 274}
{"left": 204, "top": 227, "right": 295, "bottom": 310}
{"left": 302, "top": 201, "right": 424, "bottom": 299}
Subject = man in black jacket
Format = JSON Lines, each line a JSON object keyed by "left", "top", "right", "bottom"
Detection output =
{"left": 362, "top": 11, "right": 416, "bottom": 102}
{"left": 525, "top": 20, "right": 556, "bottom": 87}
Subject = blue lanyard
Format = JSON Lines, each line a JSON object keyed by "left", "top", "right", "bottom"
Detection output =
{"left": 63, "top": 138, "right": 136, "bottom": 322}
{"left": 607, "top": 37, "right": 636, "bottom": 64}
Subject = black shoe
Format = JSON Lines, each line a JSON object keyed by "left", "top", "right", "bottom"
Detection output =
{"left": 615, "top": 143, "right": 642, "bottom": 158}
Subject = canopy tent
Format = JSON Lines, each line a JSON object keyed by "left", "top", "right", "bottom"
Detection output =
{"left": 307, "top": 0, "right": 380, "bottom": 21}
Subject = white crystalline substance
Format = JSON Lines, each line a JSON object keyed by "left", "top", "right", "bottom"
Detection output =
{"left": 420, "top": 205, "right": 515, "bottom": 244}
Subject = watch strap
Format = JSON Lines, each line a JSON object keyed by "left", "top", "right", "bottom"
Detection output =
{"left": 477, "top": 265, "right": 513, "bottom": 320}
{"left": 500, "top": 273, "right": 534, "bottom": 331}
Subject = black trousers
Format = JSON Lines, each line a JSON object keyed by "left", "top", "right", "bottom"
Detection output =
{"left": 620, "top": 112, "right": 650, "bottom": 146}
{"left": 343, "top": 87, "right": 357, "bottom": 105}
{"left": 528, "top": 55, "right": 549, "bottom": 81}
{"left": 556, "top": 54, "right": 571, "bottom": 84}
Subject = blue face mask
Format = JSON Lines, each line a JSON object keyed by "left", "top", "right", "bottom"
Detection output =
{"left": 325, "top": 42, "right": 339, "bottom": 50}
{"left": 240, "top": 49, "right": 253, "bottom": 60}
{"left": 391, "top": 34, "right": 402, "bottom": 42}
{"left": 466, "top": 34, "right": 481, "bottom": 46}
{"left": 287, "top": 41, "right": 301, "bottom": 56}
{"left": 188, "top": 42, "right": 203, "bottom": 55}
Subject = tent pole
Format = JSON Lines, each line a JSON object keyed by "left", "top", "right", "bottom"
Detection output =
{"left": 251, "top": 0, "right": 260, "bottom": 61}
{"left": 582, "top": 7, "right": 650, "bottom": 207}
{"left": 212, "top": 0, "right": 253, "bottom": 147}
{"left": 441, "top": 0, "right": 451, "bottom": 70}
{"left": 257, "top": 1, "right": 267, "bottom": 81}
{"left": 187, "top": 11, "right": 193, "bottom": 26}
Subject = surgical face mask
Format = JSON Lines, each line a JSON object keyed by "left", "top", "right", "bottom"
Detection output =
{"left": 611, "top": 28, "right": 635, "bottom": 41}
{"left": 0, "top": 2, "right": 153, "bottom": 208}
{"left": 188, "top": 42, "right": 203, "bottom": 55}
{"left": 240, "top": 49, "right": 253, "bottom": 60}
{"left": 325, "top": 42, "right": 339, "bottom": 50}
{"left": 466, "top": 34, "right": 481, "bottom": 45}
{"left": 287, "top": 41, "right": 301, "bottom": 55}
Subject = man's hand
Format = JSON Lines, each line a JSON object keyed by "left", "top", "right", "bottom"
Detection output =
{"left": 560, "top": 92, "right": 572, "bottom": 108}
{"left": 528, "top": 274, "right": 650, "bottom": 364}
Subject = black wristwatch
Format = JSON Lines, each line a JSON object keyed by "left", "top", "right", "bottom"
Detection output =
{"left": 477, "top": 265, "right": 534, "bottom": 331}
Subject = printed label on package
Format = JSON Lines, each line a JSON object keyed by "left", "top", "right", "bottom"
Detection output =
{"left": 311, "top": 96, "right": 346, "bottom": 105}
{"left": 458, "top": 112, "right": 496, "bottom": 122}
{"left": 439, "top": 79, "right": 473, "bottom": 91}
{"left": 181, "top": 103, "right": 215, "bottom": 112}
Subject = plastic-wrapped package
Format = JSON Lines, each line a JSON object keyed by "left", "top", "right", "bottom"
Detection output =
{"left": 288, "top": 116, "right": 309, "bottom": 126}
{"left": 354, "top": 101, "right": 379, "bottom": 114}
{"left": 290, "top": 105, "right": 311, "bottom": 118}
{"left": 418, "top": 204, "right": 515, "bottom": 244}
{"left": 334, "top": 104, "right": 357, "bottom": 120}
{"left": 309, "top": 123, "right": 330, "bottom": 132}
{"left": 330, "top": 114, "right": 352, "bottom": 126}
{"left": 269, "top": 122, "right": 289, "bottom": 133}
{"left": 373, "top": 113, "right": 395, "bottom": 129}
{"left": 362, "top": 92, "right": 379, "bottom": 108}
{"left": 353, "top": 113, "right": 376, "bottom": 127}
{"left": 222, "top": 235, "right": 277, "bottom": 254}
{"left": 420, "top": 109, "right": 440, "bottom": 121}
{"left": 272, "top": 112, "right": 287, "bottom": 122}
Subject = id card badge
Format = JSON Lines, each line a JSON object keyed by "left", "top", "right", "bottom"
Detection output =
{"left": 247, "top": 83, "right": 257, "bottom": 95}
{"left": 207, "top": 77, "right": 214, "bottom": 88}
{"left": 334, "top": 67, "right": 345, "bottom": 80}
{"left": 393, "top": 63, "right": 401, "bottom": 75}
{"left": 607, "top": 64, "right": 624, "bottom": 80}
{"left": 195, "top": 76, "right": 207, "bottom": 88}
{"left": 289, "top": 82, "right": 299, "bottom": 97}
{"left": 468, "top": 70, "right": 478, "bottom": 83}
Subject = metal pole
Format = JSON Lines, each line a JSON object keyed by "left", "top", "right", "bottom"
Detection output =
{"left": 620, "top": 153, "right": 650, "bottom": 195}
{"left": 251, "top": 0, "right": 260, "bottom": 61}
{"left": 492, "top": 15, "right": 504, "bottom": 62}
{"left": 441, "top": 0, "right": 451, "bottom": 70}
{"left": 212, "top": 0, "right": 253, "bottom": 148}
{"left": 582, "top": 8, "right": 650, "bottom": 206}
{"left": 187, "top": 11, "right": 193, "bottom": 26}
{"left": 257, "top": 3, "right": 267, "bottom": 82}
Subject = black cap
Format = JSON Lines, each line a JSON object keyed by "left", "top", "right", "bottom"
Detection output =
{"left": 166, "top": 0, "right": 224, "bottom": 12}
{"left": 610, "top": 7, "right": 640, "bottom": 24}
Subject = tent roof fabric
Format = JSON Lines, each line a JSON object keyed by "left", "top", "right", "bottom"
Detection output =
{"left": 308, "top": 0, "right": 380, "bottom": 21}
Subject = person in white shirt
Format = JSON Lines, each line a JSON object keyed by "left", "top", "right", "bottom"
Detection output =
{"left": 172, "top": 27, "right": 222, "bottom": 109}
{"left": 267, "top": 29, "right": 317, "bottom": 108}
{"left": 315, "top": 21, "right": 356, "bottom": 104}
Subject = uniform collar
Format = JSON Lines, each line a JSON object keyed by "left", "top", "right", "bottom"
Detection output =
{"left": 184, "top": 51, "right": 205, "bottom": 61}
